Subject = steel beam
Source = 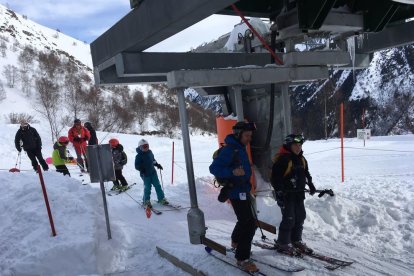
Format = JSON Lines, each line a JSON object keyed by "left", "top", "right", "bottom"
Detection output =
{"left": 357, "top": 20, "right": 414, "bottom": 53}
{"left": 90, "top": 0, "right": 237, "bottom": 67}
{"left": 167, "top": 67, "right": 329, "bottom": 89}
{"left": 118, "top": 52, "right": 274, "bottom": 77}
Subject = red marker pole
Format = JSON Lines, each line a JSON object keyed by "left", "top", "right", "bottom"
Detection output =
{"left": 171, "top": 141, "right": 175, "bottom": 185}
{"left": 37, "top": 165, "right": 57, "bottom": 236}
{"left": 340, "top": 103, "right": 345, "bottom": 183}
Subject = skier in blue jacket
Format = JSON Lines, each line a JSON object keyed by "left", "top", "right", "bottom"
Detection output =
{"left": 135, "top": 139, "right": 168, "bottom": 208}
{"left": 209, "top": 122, "right": 258, "bottom": 273}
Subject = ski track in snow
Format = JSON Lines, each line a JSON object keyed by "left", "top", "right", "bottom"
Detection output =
{"left": 0, "top": 123, "right": 413, "bottom": 275}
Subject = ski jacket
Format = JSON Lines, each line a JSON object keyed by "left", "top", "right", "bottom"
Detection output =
{"left": 112, "top": 144, "right": 127, "bottom": 170}
{"left": 68, "top": 126, "right": 90, "bottom": 150}
{"left": 52, "top": 142, "right": 69, "bottom": 166}
{"left": 209, "top": 134, "right": 252, "bottom": 200}
{"left": 271, "top": 146, "right": 313, "bottom": 198}
{"left": 14, "top": 125, "right": 42, "bottom": 151}
{"left": 135, "top": 148, "right": 157, "bottom": 177}
{"left": 85, "top": 125, "right": 98, "bottom": 145}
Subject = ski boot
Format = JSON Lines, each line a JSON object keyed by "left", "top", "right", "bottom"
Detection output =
{"left": 110, "top": 184, "right": 121, "bottom": 191}
{"left": 237, "top": 259, "right": 259, "bottom": 273}
{"left": 292, "top": 241, "right": 313, "bottom": 254}
{"left": 119, "top": 185, "right": 129, "bottom": 192}
{"left": 275, "top": 242, "right": 303, "bottom": 257}
{"left": 158, "top": 198, "right": 169, "bottom": 205}
{"left": 144, "top": 200, "right": 152, "bottom": 209}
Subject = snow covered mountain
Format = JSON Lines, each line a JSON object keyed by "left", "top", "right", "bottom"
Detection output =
{"left": 292, "top": 45, "right": 414, "bottom": 139}
{"left": 0, "top": 4, "right": 217, "bottom": 139}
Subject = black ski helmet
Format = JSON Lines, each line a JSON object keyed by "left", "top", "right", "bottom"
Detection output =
{"left": 84, "top": 121, "right": 92, "bottom": 128}
{"left": 283, "top": 134, "right": 305, "bottom": 147}
{"left": 232, "top": 121, "right": 257, "bottom": 139}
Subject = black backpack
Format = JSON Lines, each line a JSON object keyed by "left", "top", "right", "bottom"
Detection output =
{"left": 212, "top": 144, "right": 240, "bottom": 188}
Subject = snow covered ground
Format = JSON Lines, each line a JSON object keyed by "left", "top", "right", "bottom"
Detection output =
{"left": 0, "top": 123, "right": 413, "bottom": 275}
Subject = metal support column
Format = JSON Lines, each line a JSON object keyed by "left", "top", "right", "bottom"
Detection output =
{"left": 176, "top": 88, "right": 206, "bottom": 244}
{"left": 281, "top": 84, "right": 292, "bottom": 136}
{"left": 234, "top": 86, "right": 244, "bottom": 122}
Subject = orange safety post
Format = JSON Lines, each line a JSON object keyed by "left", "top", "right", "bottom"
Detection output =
{"left": 216, "top": 117, "right": 256, "bottom": 193}
{"left": 171, "top": 141, "right": 174, "bottom": 185}
{"left": 340, "top": 103, "right": 345, "bottom": 183}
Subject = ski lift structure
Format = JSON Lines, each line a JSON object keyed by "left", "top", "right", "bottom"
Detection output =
{"left": 90, "top": 0, "right": 414, "bottom": 246}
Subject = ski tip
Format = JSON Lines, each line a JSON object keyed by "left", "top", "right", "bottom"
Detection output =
{"left": 205, "top": 246, "right": 212, "bottom": 253}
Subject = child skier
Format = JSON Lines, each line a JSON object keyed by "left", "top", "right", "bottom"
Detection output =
{"left": 52, "top": 136, "right": 74, "bottom": 176}
{"left": 109, "top": 138, "right": 129, "bottom": 191}
{"left": 271, "top": 134, "right": 316, "bottom": 256}
{"left": 135, "top": 139, "right": 168, "bottom": 208}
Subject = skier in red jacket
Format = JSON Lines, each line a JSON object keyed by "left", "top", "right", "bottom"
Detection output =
{"left": 68, "top": 119, "right": 90, "bottom": 172}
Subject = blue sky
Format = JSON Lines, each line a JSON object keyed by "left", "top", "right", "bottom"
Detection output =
{"left": 8, "top": 0, "right": 241, "bottom": 52}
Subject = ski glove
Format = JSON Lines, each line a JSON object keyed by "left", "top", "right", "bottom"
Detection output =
{"left": 155, "top": 163, "right": 163, "bottom": 170}
{"left": 17, "top": 148, "right": 22, "bottom": 152}
{"left": 308, "top": 183, "right": 316, "bottom": 196}
{"left": 274, "top": 191, "right": 285, "bottom": 207}
{"left": 74, "top": 137, "right": 81, "bottom": 142}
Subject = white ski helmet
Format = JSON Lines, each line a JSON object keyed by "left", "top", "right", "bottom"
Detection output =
{"left": 138, "top": 139, "right": 149, "bottom": 147}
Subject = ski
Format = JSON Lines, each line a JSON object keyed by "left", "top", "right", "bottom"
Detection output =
{"left": 107, "top": 183, "right": 137, "bottom": 196}
{"left": 253, "top": 241, "right": 353, "bottom": 270}
{"left": 226, "top": 248, "right": 305, "bottom": 273}
{"left": 148, "top": 206, "right": 162, "bottom": 215}
{"left": 205, "top": 247, "right": 266, "bottom": 276}
{"left": 157, "top": 202, "right": 182, "bottom": 210}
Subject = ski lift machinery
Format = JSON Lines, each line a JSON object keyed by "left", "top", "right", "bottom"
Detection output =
{"left": 91, "top": 0, "right": 414, "bottom": 246}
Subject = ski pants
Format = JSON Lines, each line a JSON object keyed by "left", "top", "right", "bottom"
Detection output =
{"left": 142, "top": 172, "right": 164, "bottom": 203}
{"left": 277, "top": 193, "right": 306, "bottom": 245}
{"left": 26, "top": 148, "right": 49, "bottom": 171}
{"left": 74, "top": 144, "right": 88, "bottom": 170}
{"left": 55, "top": 165, "right": 70, "bottom": 176}
{"left": 230, "top": 195, "right": 257, "bottom": 261}
{"left": 113, "top": 169, "right": 128, "bottom": 186}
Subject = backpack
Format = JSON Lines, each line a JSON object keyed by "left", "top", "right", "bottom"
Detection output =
{"left": 269, "top": 153, "right": 307, "bottom": 181}
{"left": 212, "top": 144, "right": 240, "bottom": 188}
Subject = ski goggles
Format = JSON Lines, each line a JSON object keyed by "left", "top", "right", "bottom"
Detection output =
{"left": 293, "top": 135, "right": 305, "bottom": 144}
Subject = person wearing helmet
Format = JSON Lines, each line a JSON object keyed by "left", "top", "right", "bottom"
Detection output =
{"left": 209, "top": 121, "right": 259, "bottom": 273}
{"left": 109, "top": 138, "right": 128, "bottom": 191}
{"left": 52, "top": 136, "right": 74, "bottom": 176}
{"left": 271, "top": 134, "right": 316, "bottom": 256}
{"left": 135, "top": 139, "right": 168, "bottom": 208}
{"left": 68, "top": 119, "right": 91, "bottom": 172}
{"left": 84, "top": 122, "right": 98, "bottom": 145}
{"left": 14, "top": 121, "right": 49, "bottom": 172}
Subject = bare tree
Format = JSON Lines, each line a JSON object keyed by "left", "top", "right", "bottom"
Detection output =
{"left": 0, "top": 41, "right": 6, "bottom": 58}
{"left": 20, "top": 71, "right": 32, "bottom": 96}
{"left": 63, "top": 60, "right": 84, "bottom": 118}
{"left": 34, "top": 77, "right": 62, "bottom": 141}
{"left": 0, "top": 80, "right": 6, "bottom": 102}
{"left": 130, "top": 90, "right": 147, "bottom": 131}
{"left": 3, "top": 64, "right": 19, "bottom": 88}
{"left": 18, "top": 46, "right": 35, "bottom": 72}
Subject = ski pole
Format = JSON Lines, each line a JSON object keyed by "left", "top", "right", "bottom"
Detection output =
{"left": 284, "top": 189, "right": 335, "bottom": 197}
{"left": 14, "top": 152, "right": 20, "bottom": 168}
{"left": 159, "top": 169, "right": 164, "bottom": 191}
{"left": 249, "top": 195, "right": 267, "bottom": 241}
{"left": 18, "top": 151, "right": 22, "bottom": 170}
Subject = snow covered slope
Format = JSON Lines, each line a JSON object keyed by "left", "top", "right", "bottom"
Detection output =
{"left": 1, "top": 121, "right": 413, "bottom": 275}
